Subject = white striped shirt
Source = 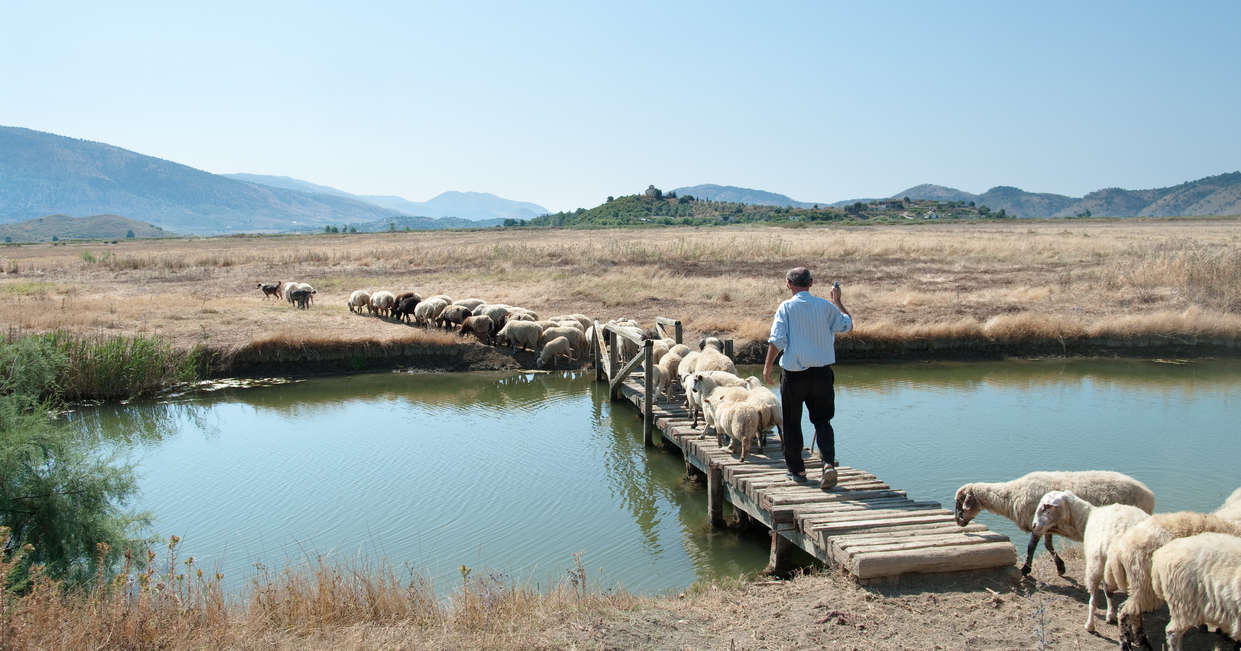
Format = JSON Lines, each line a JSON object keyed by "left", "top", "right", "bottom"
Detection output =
{"left": 768, "top": 291, "right": 852, "bottom": 371}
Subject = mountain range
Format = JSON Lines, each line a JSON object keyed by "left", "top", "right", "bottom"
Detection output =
{"left": 0, "top": 126, "right": 547, "bottom": 234}
{"left": 673, "top": 175, "right": 1241, "bottom": 218}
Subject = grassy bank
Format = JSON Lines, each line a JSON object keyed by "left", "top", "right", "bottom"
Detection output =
{"left": 1, "top": 330, "right": 204, "bottom": 401}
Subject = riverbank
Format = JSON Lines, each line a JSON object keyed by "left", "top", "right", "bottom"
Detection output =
{"left": 4, "top": 543, "right": 1218, "bottom": 650}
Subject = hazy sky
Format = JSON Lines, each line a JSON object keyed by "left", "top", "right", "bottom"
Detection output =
{"left": 3, "top": 1, "right": 1238, "bottom": 211}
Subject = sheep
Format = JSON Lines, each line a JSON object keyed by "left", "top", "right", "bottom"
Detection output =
{"left": 1030, "top": 490, "right": 1152, "bottom": 632}
{"left": 1149, "top": 532, "right": 1241, "bottom": 651}
{"left": 283, "top": 282, "right": 315, "bottom": 306}
{"left": 676, "top": 351, "right": 704, "bottom": 400}
{"left": 536, "top": 336, "right": 572, "bottom": 369}
{"left": 539, "top": 326, "right": 584, "bottom": 360}
{"left": 392, "top": 296, "right": 421, "bottom": 323}
{"left": 702, "top": 394, "right": 762, "bottom": 462}
{"left": 694, "top": 339, "right": 736, "bottom": 376}
{"left": 477, "top": 304, "right": 512, "bottom": 333}
{"left": 257, "top": 281, "right": 282, "bottom": 300}
{"left": 508, "top": 307, "right": 539, "bottom": 321}
{"left": 347, "top": 290, "right": 370, "bottom": 314}
{"left": 741, "top": 376, "right": 782, "bottom": 447}
{"left": 650, "top": 339, "right": 670, "bottom": 366}
{"left": 413, "top": 298, "right": 449, "bottom": 327}
{"left": 436, "top": 304, "right": 473, "bottom": 329}
{"left": 453, "top": 298, "right": 485, "bottom": 311}
{"left": 669, "top": 343, "right": 691, "bottom": 357}
{"left": 459, "top": 315, "right": 495, "bottom": 344}
{"left": 654, "top": 349, "right": 684, "bottom": 400}
{"left": 495, "top": 320, "right": 541, "bottom": 352}
{"left": 427, "top": 294, "right": 452, "bottom": 304}
{"left": 1213, "top": 486, "right": 1241, "bottom": 522}
{"left": 953, "top": 470, "right": 1155, "bottom": 576}
{"left": 1108, "top": 511, "right": 1241, "bottom": 649}
{"left": 394, "top": 291, "right": 421, "bottom": 306}
{"left": 686, "top": 371, "right": 749, "bottom": 429}
{"left": 368, "top": 290, "right": 395, "bottom": 318}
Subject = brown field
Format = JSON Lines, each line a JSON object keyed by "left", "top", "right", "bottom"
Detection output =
{"left": 2, "top": 219, "right": 1240, "bottom": 362}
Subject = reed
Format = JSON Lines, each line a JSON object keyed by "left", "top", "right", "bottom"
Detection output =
{"left": 1, "top": 331, "right": 204, "bottom": 401}
{"left": 0, "top": 531, "right": 640, "bottom": 650}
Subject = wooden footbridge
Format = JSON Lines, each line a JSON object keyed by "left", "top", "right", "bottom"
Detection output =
{"left": 592, "top": 318, "right": 1017, "bottom": 581}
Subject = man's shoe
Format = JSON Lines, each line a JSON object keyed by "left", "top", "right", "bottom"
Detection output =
{"left": 820, "top": 463, "right": 838, "bottom": 490}
{"left": 786, "top": 471, "right": 808, "bottom": 483}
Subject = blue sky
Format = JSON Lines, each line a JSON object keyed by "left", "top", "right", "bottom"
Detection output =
{"left": 2, "top": 1, "right": 1238, "bottom": 211}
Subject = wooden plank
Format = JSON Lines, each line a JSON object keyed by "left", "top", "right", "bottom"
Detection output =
{"left": 850, "top": 541, "right": 1017, "bottom": 579}
{"left": 799, "top": 506, "right": 949, "bottom": 526}
{"left": 792, "top": 499, "right": 938, "bottom": 518}
{"left": 810, "top": 513, "right": 958, "bottom": 540}
{"left": 839, "top": 531, "right": 1011, "bottom": 556}
{"left": 762, "top": 489, "right": 907, "bottom": 508}
{"left": 828, "top": 523, "right": 990, "bottom": 544}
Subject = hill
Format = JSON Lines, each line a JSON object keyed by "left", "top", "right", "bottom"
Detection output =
{"left": 0, "top": 126, "right": 407, "bottom": 234}
{"left": 0, "top": 214, "right": 174, "bottom": 243}
{"left": 670, "top": 184, "right": 824, "bottom": 208}
{"left": 227, "top": 174, "right": 548, "bottom": 221}
{"left": 346, "top": 214, "right": 505, "bottom": 232}
{"left": 526, "top": 192, "right": 1000, "bottom": 227}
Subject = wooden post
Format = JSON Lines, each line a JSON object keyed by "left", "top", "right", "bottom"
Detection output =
{"left": 642, "top": 339, "right": 654, "bottom": 447}
{"left": 674, "top": 321, "right": 683, "bottom": 344}
{"left": 724, "top": 339, "right": 734, "bottom": 360}
{"left": 592, "top": 323, "right": 602, "bottom": 382}
{"left": 707, "top": 463, "right": 724, "bottom": 529}
{"left": 607, "top": 330, "right": 619, "bottom": 400}
{"left": 764, "top": 531, "right": 794, "bottom": 576}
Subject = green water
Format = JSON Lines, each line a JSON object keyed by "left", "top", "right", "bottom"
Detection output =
{"left": 72, "top": 358, "right": 1241, "bottom": 595}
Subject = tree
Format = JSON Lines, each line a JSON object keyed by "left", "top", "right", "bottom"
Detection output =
{"left": 503, "top": 218, "right": 517, "bottom": 227}
{"left": 51, "top": 236, "right": 58, "bottom": 242}
{"left": 349, "top": 225, "right": 357, "bottom": 233}
{"left": 3, "top": 236, "right": 10, "bottom": 243}
{"left": 125, "top": 230, "right": 135, "bottom": 239}
{"left": 606, "top": 196, "right": 614, "bottom": 202}
{"left": 0, "top": 337, "right": 146, "bottom": 585}
{"left": 389, "top": 222, "right": 396, "bottom": 232}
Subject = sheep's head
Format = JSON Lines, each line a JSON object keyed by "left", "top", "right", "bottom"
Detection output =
{"left": 954, "top": 486, "right": 981, "bottom": 526}
{"left": 1031, "top": 490, "right": 1070, "bottom": 535}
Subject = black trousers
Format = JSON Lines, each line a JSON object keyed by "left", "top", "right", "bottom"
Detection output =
{"left": 779, "top": 365, "right": 836, "bottom": 475}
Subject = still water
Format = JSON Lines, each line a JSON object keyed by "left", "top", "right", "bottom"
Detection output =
{"left": 73, "top": 359, "right": 1241, "bottom": 595}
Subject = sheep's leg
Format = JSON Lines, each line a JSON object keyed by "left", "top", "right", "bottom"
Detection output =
{"left": 1103, "top": 590, "right": 1119, "bottom": 625}
{"left": 1021, "top": 533, "right": 1039, "bottom": 575}
{"left": 1043, "top": 534, "right": 1066, "bottom": 575}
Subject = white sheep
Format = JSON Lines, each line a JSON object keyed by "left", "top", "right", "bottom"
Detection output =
{"left": 675, "top": 351, "right": 703, "bottom": 400}
{"left": 368, "top": 290, "right": 395, "bottom": 317}
{"left": 1213, "top": 486, "right": 1241, "bottom": 522}
{"left": 1108, "top": 511, "right": 1241, "bottom": 649}
{"left": 413, "top": 298, "right": 449, "bottom": 326}
{"left": 536, "top": 336, "right": 572, "bottom": 368}
{"left": 453, "top": 298, "right": 486, "bottom": 312}
{"left": 702, "top": 393, "right": 762, "bottom": 462}
{"left": 1150, "top": 532, "right": 1241, "bottom": 651}
{"left": 669, "top": 343, "right": 691, "bottom": 358}
{"left": 284, "top": 282, "right": 315, "bottom": 306}
{"left": 653, "top": 349, "right": 684, "bottom": 400}
{"left": 741, "top": 376, "right": 782, "bottom": 446}
{"left": 953, "top": 470, "right": 1155, "bottom": 576}
{"left": 539, "top": 326, "right": 584, "bottom": 360}
{"left": 347, "top": 290, "right": 370, "bottom": 314}
{"left": 686, "top": 371, "right": 749, "bottom": 429}
{"left": 693, "top": 338, "right": 736, "bottom": 376}
{"left": 1030, "top": 490, "right": 1151, "bottom": 632}
{"left": 496, "top": 320, "right": 541, "bottom": 352}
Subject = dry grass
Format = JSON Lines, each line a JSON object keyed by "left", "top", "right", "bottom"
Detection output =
{"left": 1, "top": 220, "right": 1239, "bottom": 356}
{"left": 0, "top": 530, "right": 643, "bottom": 649}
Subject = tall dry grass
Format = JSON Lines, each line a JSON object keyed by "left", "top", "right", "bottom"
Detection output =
{"left": 2, "top": 220, "right": 1239, "bottom": 353}
{"left": 0, "top": 530, "right": 641, "bottom": 649}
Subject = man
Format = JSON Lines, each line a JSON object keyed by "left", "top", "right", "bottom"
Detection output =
{"left": 762, "top": 266, "right": 853, "bottom": 489}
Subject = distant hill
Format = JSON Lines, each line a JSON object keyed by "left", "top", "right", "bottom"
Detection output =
{"left": 670, "top": 184, "right": 825, "bottom": 208}
{"left": 348, "top": 214, "right": 505, "bottom": 232}
{"left": 228, "top": 174, "right": 548, "bottom": 221}
{"left": 0, "top": 214, "right": 174, "bottom": 243}
{"left": 0, "top": 126, "right": 409, "bottom": 234}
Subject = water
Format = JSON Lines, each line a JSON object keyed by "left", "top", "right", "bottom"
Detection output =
{"left": 72, "top": 359, "right": 1241, "bottom": 595}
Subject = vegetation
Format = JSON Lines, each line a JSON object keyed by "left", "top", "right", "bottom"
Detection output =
{"left": 0, "top": 333, "right": 200, "bottom": 587}
{"left": 524, "top": 193, "right": 1007, "bottom": 228}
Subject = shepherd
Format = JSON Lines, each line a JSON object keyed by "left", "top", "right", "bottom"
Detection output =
{"left": 762, "top": 266, "right": 853, "bottom": 489}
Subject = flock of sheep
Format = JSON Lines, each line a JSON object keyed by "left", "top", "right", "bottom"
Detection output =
{"left": 955, "top": 472, "right": 1241, "bottom": 649}
{"left": 257, "top": 282, "right": 1241, "bottom": 649}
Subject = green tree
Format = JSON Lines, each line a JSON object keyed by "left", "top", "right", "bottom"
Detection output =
{"left": 3, "top": 236, "right": 10, "bottom": 243}
{"left": 0, "top": 337, "right": 146, "bottom": 585}
{"left": 389, "top": 222, "right": 396, "bottom": 232}
{"left": 51, "top": 236, "right": 58, "bottom": 242}
{"left": 125, "top": 230, "right": 135, "bottom": 239}
{"left": 349, "top": 225, "right": 357, "bottom": 233}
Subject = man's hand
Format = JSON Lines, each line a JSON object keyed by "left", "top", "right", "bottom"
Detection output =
{"left": 829, "top": 283, "right": 842, "bottom": 303}
{"left": 763, "top": 367, "right": 773, "bottom": 385}
{"left": 763, "top": 342, "right": 780, "bottom": 385}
